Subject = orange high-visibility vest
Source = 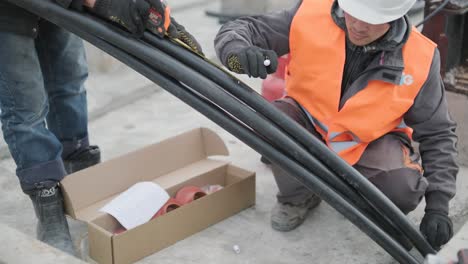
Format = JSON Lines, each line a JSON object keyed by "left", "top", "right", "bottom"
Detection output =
{"left": 286, "top": 0, "right": 436, "bottom": 165}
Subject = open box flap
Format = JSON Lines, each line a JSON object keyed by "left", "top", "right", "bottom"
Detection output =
{"left": 61, "top": 127, "right": 229, "bottom": 222}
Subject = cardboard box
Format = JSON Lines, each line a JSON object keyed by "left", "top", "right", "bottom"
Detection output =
{"left": 61, "top": 128, "right": 256, "bottom": 264}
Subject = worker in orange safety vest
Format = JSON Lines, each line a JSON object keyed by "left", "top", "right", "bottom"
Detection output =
{"left": 215, "top": 0, "right": 458, "bottom": 251}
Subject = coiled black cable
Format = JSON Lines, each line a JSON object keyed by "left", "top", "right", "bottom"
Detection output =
{"left": 6, "top": 0, "right": 432, "bottom": 262}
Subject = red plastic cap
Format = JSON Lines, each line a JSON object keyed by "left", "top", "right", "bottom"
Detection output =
{"left": 175, "top": 186, "right": 207, "bottom": 205}
{"left": 152, "top": 198, "right": 182, "bottom": 219}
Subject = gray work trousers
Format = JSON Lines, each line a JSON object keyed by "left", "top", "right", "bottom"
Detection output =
{"left": 271, "top": 98, "right": 429, "bottom": 214}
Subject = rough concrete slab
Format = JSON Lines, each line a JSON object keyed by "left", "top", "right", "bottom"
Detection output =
{"left": 0, "top": 221, "right": 85, "bottom": 264}
{"left": 2, "top": 86, "right": 466, "bottom": 263}
{"left": 439, "top": 221, "right": 468, "bottom": 262}
{"left": 0, "top": 2, "right": 467, "bottom": 264}
{"left": 446, "top": 92, "right": 468, "bottom": 166}
{"left": 98, "top": 88, "right": 468, "bottom": 263}
{"left": 73, "top": 90, "right": 468, "bottom": 264}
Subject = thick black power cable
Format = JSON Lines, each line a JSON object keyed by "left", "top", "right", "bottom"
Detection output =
{"left": 141, "top": 33, "right": 416, "bottom": 250}
{"left": 86, "top": 15, "right": 430, "bottom": 258}
{"left": 62, "top": 22, "right": 420, "bottom": 264}
{"left": 142, "top": 33, "right": 435, "bottom": 255}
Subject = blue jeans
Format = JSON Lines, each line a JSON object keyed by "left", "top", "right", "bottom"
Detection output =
{"left": 0, "top": 20, "right": 89, "bottom": 192}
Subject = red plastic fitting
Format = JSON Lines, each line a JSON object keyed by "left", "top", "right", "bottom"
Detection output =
{"left": 175, "top": 186, "right": 207, "bottom": 205}
{"left": 261, "top": 55, "right": 290, "bottom": 102}
{"left": 152, "top": 197, "right": 182, "bottom": 219}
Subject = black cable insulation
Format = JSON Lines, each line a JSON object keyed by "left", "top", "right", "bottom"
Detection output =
{"left": 64, "top": 23, "right": 420, "bottom": 264}
{"left": 141, "top": 33, "right": 418, "bottom": 251}
{"left": 142, "top": 32, "right": 435, "bottom": 255}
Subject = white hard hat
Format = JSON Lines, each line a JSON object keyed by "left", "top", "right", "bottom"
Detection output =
{"left": 337, "top": 0, "right": 417, "bottom": 25}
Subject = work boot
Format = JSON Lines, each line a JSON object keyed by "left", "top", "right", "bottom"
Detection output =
{"left": 28, "top": 182, "right": 75, "bottom": 255}
{"left": 271, "top": 194, "right": 322, "bottom": 232}
{"left": 64, "top": 145, "right": 101, "bottom": 174}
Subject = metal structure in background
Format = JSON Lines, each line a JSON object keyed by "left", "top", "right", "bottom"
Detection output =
{"left": 422, "top": 0, "right": 468, "bottom": 95}
{"left": 205, "top": 0, "right": 297, "bottom": 23}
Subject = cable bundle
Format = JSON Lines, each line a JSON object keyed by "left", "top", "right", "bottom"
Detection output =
{"left": 7, "top": 0, "right": 437, "bottom": 262}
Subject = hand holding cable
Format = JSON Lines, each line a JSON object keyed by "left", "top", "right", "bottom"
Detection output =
{"left": 166, "top": 17, "right": 204, "bottom": 55}
{"left": 141, "top": 2, "right": 205, "bottom": 56}
{"left": 89, "top": 0, "right": 170, "bottom": 37}
{"left": 54, "top": 0, "right": 203, "bottom": 54}
{"left": 227, "top": 46, "right": 278, "bottom": 79}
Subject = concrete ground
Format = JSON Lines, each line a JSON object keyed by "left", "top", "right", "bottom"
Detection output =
{"left": 0, "top": 1, "right": 467, "bottom": 263}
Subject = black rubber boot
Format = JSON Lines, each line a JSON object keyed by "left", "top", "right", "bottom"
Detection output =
{"left": 63, "top": 145, "right": 101, "bottom": 174}
{"left": 28, "top": 182, "right": 75, "bottom": 255}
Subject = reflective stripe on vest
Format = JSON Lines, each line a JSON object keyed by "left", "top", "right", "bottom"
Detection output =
{"left": 287, "top": 0, "right": 436, "bottom": 165}
{"left": 302, "top": 104, "right": 409, "bottom": 154}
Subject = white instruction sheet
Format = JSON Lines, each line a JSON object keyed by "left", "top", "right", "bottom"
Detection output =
{"left": 100, "top": 181, "right": 170, "bottom": 230}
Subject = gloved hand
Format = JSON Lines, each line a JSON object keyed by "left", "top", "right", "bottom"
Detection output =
{"left": 227, "top": 46, "right": 278, "bottom": 79}
{"left": 91, "top": 0, "right": 169, "bottom": 37}
{"left": 420, "top": 210, "right": 453, "bottom": 250}
{"left": 167, "top": 18, "right": 204, "bottom": 55}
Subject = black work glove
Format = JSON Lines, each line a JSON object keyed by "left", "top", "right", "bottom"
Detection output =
{"left": 227, "top": 46, "right": 278, "bottom": 79}
{"left": 92, "top": 0, "right": 167, "bottom": 37}
{"left": 420, "top": 210, "right": 453, "bottom": 250}
{"left": 167, "top": 18, "right": 204, "bottom": 55}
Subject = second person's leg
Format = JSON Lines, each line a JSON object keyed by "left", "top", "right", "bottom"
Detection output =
{"left": 0, "top": 30, "right": 73, "bottom": 255}
{"left": 36, "top": 20, "right": 100, "bottom": 174}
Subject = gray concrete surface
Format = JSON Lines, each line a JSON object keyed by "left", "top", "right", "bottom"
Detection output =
{"left": 0, "top": 1, "right": 467, "bottom": 263}
{"left": 0, "top": 222, "right": 86, "bottom": 264}
{"left": 446, "top": 92, "right": 468, "bottom": 167}
{"left": 220, "top": 0, "right": 297, "bottom": 16}
{"left": 439, "top": 221, "right": 468, "bottom": 262}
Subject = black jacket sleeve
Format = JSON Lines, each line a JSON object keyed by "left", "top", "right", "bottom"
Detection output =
{"left": 404, "top": 48, "right": 458, "bottom": 214}
{"left": 214, "top": 1, "right": 301, "bottom": 66}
